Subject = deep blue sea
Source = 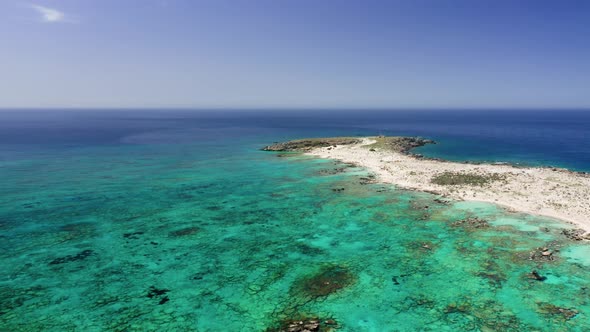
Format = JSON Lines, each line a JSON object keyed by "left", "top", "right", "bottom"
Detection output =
{"left": 1, "top": 109, "right": 590, "bottom": 331}
{"left": 2, "top": 109, "right": 589, "bottom": 170}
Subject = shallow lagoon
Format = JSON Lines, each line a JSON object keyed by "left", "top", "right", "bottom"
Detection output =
{"left": 2, "top": 143, "right": 590, "bottom": 331}
{"left": 1, "top": 111, "right": 590, "bottom": 331}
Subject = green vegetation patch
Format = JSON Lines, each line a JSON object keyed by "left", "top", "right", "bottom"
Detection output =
{"left": 431, "top": 171, "right": 506, "bottom": 186}
{"left": 363, "top": 136, "right": 435, "bottom": 153}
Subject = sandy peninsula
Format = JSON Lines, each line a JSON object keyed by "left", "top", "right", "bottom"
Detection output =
{"left": 264, "top": 136, "right": 590, "bottom": 234}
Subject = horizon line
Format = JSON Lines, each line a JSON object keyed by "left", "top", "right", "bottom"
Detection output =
{"left": 1, "top": 106, "right": 590, "bottom": 112}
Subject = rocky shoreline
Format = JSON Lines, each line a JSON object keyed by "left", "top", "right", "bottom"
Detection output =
{"left": 262, "top": 136, "right": 434, "bottom": 154}
{"left": 263, "top": 136, "right": 590, "bottom": 234}
{"left": 262, "top": 137, "right": 362, "bottom": 152}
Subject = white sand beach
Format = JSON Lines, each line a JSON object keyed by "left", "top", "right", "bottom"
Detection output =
{"left": 306, "top": 138, "right": 590, "bottom": 233}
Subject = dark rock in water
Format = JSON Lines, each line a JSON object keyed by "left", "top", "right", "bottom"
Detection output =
{"left": 391, "top": 273, "right": 410, "bottom": 286}
{"left": 317, "top": 167, "right": 346, "bottom": 176}
{"left": 147, "top": 286, "right": 170, "bottom": 299}
{"left": 49, "top": 249, "right": 94, "bottom": 265}
{"left": 158, "top": 296, "right": 170, "bottom": 305}
{"left": 291, "top": 265, "right": 355, "bottom": 299}
{"left": 123, "top": 231, "right": 144, "bottom": 239}
{"left": 359, "top": 175, "right": 377, "bottom": 185}
{"left": 529, "top": 247, "right": 558, "bottom": 262}
{"left": 190, "top": 273, "right": 204, "bottom": 281}
{"left": 561, "top": 228, "right": 589, "bottom": 241}
{"left": 434, "top": 198, "right": 450, "bottom": 205}
{"left": 451, "top": 217, "right": 489, "bottom": 229}
{"left": 529, "top": 270, "right": 547, "bottom": 281}
{"left": 262, "top": 138, "right": 361, "bottom": 152}
{"left": 169, "top": 226, "right": 200, "bottom": 237}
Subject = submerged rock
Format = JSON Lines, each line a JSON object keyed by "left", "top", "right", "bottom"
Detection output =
{"left": 537, "top": 302, "right": 578, "bottom": 320}
{"left": 146, "top": 286, "right": 169, "bottom": 298}
{"left": 49, "top": 249, "right": 94, "bottom": 265}
{"left": 123, "top": 231, "right": 144, "bottom": 239}
{"left": 451, "top": 217, "right": 489, "bottom": 229}
{"left": 561, "top": 228, "right": 589, "bottom": 241}
{"left": 444, "top": 302, "right": 471, "bottom": 314}
{"left": 295, "top": 243, "right": 325, "bottom": 256}
{"left": 433, "top": 198, "right": 451, "bottom": 205}
{"left": 359, "top": 174, "right": 377, "bottom": 185}
{"left": 169, "top": 226, "right": 200, "bottom": 237}
{"left": 528, "top": 270, "right": 547, "bottom": 281}
{"left": 147, "top": 286, "right": 170, "bottom": 305}
{"left": 317, "top": 167, "right": 347, "bottom": 176}
{"left": 530, "top": 247, "right": 558, "bottom": 262}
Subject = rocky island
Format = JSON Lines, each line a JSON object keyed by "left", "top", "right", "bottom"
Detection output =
{"left": 264, "top": 136, "right": 590, "bottom": 235}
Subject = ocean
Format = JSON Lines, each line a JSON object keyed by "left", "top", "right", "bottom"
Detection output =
{"left": 1, "top": 109, "right": 590, "bottom": 331}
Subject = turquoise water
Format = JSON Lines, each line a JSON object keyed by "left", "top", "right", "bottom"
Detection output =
{"left": 1, "top": 110, "right": 590, "bottom": 331}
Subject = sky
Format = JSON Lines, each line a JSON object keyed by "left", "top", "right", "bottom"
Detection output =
{"left": 0, "top": 0, "right": 589, "bottom": 109}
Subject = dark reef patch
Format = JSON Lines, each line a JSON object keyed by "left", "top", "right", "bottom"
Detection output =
{"left": 537, "top": 302, "right": 578, "bottom": 321}
{"left": 317, "top": 167, "right": 347, "bottom": 176}
{"left": 147, "top": 286, "right": 170, "bottom": 305}
{"left": 359, "top": 174, "right": 377, "bottom": 185}
{"left": 49, "top": 249, "right": 94, "bottom": 265}
{"left": 169, "top": 226, "right": 200, "bottom": 237}
{"left": 123, "top": 231, "right": 144, "bottom": 239}
{"left": 291, "top": 265, "right": 355, "bottom": 299}
{"left": 295, "top": 243, "right": 325, "bottom": 256}
{"left": 0, "top": 285, "right": 46, "bottom": 316}
{"left": 452, "top": 217, "right": 489, "bottom": 229}
{"left": 529, "top": 246, "right": 559, "bottom": 262}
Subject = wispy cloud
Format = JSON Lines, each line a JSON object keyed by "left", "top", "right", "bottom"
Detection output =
{"left": 30, "top": 4, "right": 66, "bottom": 23}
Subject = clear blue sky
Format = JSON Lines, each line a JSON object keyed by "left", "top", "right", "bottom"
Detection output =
{"left": 1, "top": 0, "right": 589, "bottom": 109}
